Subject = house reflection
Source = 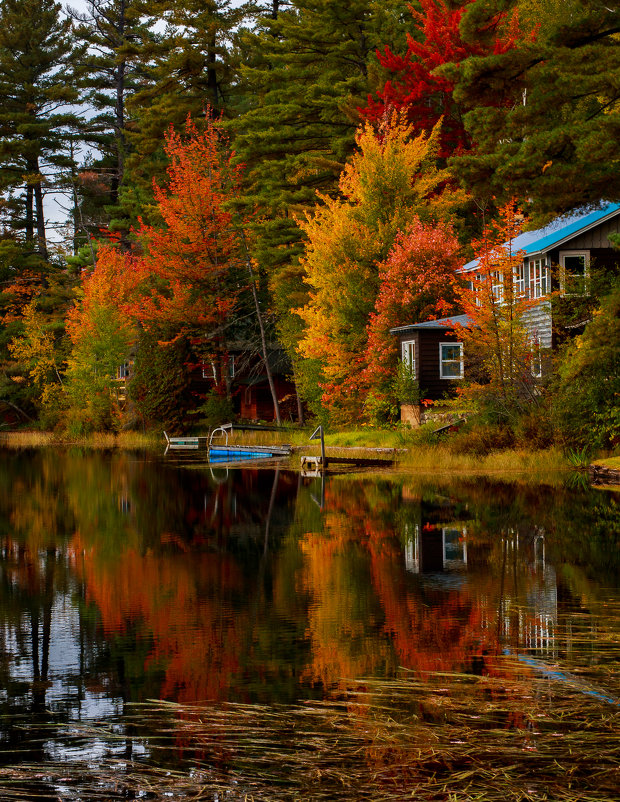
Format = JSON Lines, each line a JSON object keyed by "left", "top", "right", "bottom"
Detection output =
{"left": 400, "top": 489, "right": 558, "bottom": 659}
{"left": 405, "top": 524, "right": 468, "bottom": 575}
{"left": 498, "top": 529, "right": 558, "bottom": 658}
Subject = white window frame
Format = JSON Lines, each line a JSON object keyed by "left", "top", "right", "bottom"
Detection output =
{"left": 202, "top": 361, "right": 217, "bottom": 381}
{"left": 491, "top": 269, "right": 504, "bottom": 303}
{"left": 439, "top": 342, "right": 464, "bottom": 380}
{"left": 468, "top": 273, "right": 483, "bottom": 306}
{"left": 528, "top": 258, "right": 549, "bottom": 299}
{"left": 559, "top": 250, "right": 589, "bottom": 296}
{"left": 229, "top": 354, "right": 236, "bottom": 379}
{"left": 116, "top": 362, "right": 130, "bottom": 380}
{"left": 513, "top": 262, "right": 526, "bottom": 298}
{"left": 401, "top": 339, "right": 416, "bottom": 379}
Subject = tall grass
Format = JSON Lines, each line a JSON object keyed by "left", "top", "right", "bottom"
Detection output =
{"left": 0, "top": 430, "right": 160, "bottom": 449}
{"left": 1, "top": 425, "right": 572, "bottom": 478}
{"left": 1, "top": 660, "right": 617, "bottom": 801}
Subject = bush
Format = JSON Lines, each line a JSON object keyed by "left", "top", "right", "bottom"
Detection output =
{"left": 448, "top": 421, "right": 515, "bottom": 455}
{"left": 512, "top": 404, "right": 555, "bottom": 450}
{"left": 553, "top": 280, "right": 620, "bottom": 451}
{"left": 195, "top": 390, "right": 234, "bottom": 428}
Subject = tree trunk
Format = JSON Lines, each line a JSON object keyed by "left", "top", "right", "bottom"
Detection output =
{"left": 25, "top": 183, "right": 34, "bottom": 242}
{"left": 240, "top": 231, "right": 281, "bottom": 425}
{"left": 33, "top": 161, "right": 48, "bottom": 260}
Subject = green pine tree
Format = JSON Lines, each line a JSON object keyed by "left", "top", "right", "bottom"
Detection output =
{"left": 228, "top": 0, "right": 410, "bottom": 382}
{"left": 0, "top": 0, "right": 84, "bottom": 257}
{"left": 450, "top": 0, "right": 620, "bottom": 220}
{"left": 71, "top": 0, "right": 156, "bottom": 243}
{"left": 120, "top": 0, "right": 252, "bottom": 227}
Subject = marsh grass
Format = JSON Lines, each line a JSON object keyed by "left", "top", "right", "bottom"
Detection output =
{"left": 0, "top": 426, "right": 571, "bottom": 479}
{"left": 0, "top": 430, "right": 160, "bottom": 449}
{"left": 1, "top": 659, "right": 617, "bottom": 801}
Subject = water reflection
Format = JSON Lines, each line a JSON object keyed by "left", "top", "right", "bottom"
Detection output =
{"left": 0, "top": 448, "right": 618, "bottom": 781}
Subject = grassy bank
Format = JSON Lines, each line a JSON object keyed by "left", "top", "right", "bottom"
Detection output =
{"left": 0, "top": 425, "right": 580, "bottom": 479}
{"left": 593, "top": 455, "right": 620, "bottom": 470}
{"left": 0, "top": 430, "right": 161, "bottom": 449}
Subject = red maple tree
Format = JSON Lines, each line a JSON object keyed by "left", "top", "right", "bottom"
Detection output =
{"left": 362, "top": 0, "right": 521, "bottom": 157}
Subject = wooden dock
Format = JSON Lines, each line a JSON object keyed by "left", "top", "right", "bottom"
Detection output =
{"left": 164, "top": 432, "right": 208, "bottom": 450}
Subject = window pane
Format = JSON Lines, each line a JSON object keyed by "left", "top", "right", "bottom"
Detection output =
{"left": 564, "top": 255, "right": 586, "bottom": 276}
{"left": 440, "top": 343, "right": 463, "bottom": 379}
{"left": 442, "top": 361, "right": 461, "bottom": 378}
{"left": 401, "top": 340, "right": 416, "bottom": 377}
{"left": 441, "top": 345, "right": 461, "bottom": 361}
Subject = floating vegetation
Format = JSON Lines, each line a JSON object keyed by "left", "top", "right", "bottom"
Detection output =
{"left": 1, "top": 659, "right": 618, "bottom": 801}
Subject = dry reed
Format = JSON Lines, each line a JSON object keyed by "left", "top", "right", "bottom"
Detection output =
{"left": 1, "top": 657, "right": 617, "bottom": 801}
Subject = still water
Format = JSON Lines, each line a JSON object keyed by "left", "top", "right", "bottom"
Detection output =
{"left": 0, "top": 448, "right": 618, "bottom": 800}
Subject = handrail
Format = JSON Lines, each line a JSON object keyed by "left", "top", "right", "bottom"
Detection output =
{"left": 209, "top": 423, "right": 233, "bottom": 447}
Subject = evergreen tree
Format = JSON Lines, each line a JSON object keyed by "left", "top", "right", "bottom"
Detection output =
{"left": 229, "top": 0, "right": 410, "bottom": 390}
{"left": 121, "top": 0, "right": 251, "bottom": 225}
{"left": 450, "top": 0, "right": 620, "bottom": 218}
{"left": 70, "top": 0, "right": 155, "bottom": 241}
{"left": 0, "top": 0, "right": 84, "bottom": 257}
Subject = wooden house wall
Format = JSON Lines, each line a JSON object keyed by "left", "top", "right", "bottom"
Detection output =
{"left": 521, "top": 300, "right": 552, "bottom": 350}
{"left": 239, "top": 377, "right": 297, "bottom": 422}
{"left": 561, "top": 217, "right": 620, "bottom": 250}
{"left": 398, "top": 329, "right": 463, "bottom": 402}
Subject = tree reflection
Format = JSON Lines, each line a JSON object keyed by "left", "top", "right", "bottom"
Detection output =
{"left": 0, "top": 447, "right": 618, "bottom": 774}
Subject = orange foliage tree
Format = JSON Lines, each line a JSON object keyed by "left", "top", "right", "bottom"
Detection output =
{"left": 130, "top": 115, "right": 242, "bottom": 384}
{"left": 454, "top": 201, "right": 541, "bottom": 420}
{"left": 362, "top": 217, "right": 462, "bottom": 420}
{"left": 65, "top": 244, "right": 142, "bottom": 431}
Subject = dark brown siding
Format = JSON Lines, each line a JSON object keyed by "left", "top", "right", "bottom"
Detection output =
{"left": 397, "top": 328, "right": 463, "bottom": 402}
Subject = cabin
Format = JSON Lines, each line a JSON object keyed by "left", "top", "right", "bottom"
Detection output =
{"left": 390, "top": 315, "right": 474, "bottom": 424}
{"left": 197, "top": 346, "right": 299, "bottom": 423}
{"left": 391, "top": 203, "right": 620, "bottom": 424}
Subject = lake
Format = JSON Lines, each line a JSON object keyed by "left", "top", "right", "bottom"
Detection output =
{"left": 0, "top": 447, "right": 618, "bottom": 800}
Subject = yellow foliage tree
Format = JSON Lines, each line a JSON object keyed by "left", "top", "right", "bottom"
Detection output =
{"left": 297, "top": 114, "right": 464, "bottom": 422}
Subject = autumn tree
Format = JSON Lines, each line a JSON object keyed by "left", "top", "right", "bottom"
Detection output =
{"left": 362, "top": 0, "right": 520, "bottom": 158}
{"left": 454, "top": 202, "right": 540, "bottom": 420}
{"left": 128, "top": 116, "right": 241, "bottom": 398}
{"left": 363, "top": 218, "right": 462, "bottom": 421}
{"left": 65, "top": 244, "right": 140, "bottom": 432}
{"left": 7, "top": 296, "right": 68, "bottom": 426}
{"left": 297, "top": 115, "right": 464, "bottom": 422}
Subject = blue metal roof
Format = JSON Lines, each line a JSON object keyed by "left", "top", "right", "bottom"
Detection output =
{"left": 462, "top": 202, "right": 620, "bottom": 272}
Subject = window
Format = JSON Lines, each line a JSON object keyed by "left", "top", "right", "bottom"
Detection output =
{"left": 529, "top": 258, "right": 549, "bottom": 299}
{"left": 439, "top": 342, "right": 463, "bottom": 379}
{"left": 560, "top": 250, "right": 589, "bottom": 295}
{"left": 116, "top": 363, "right": 130, "bottom": 380}
{"left": 467, "top": 273, "right": 483, "bottom": 306}
{"left": 513, "top": 262, "right": 526, "bottom": 298}
{"left": 491, "top": 270, "right": 504, "bottom": 303}
{"left": 202, "top": 362, "right": 217, "bottom": 381}
{"left": 202, "top": 357, "right": 235, "bottom": 381}
{"left": 401, "top": 340, "right": 416, "bottom": 378}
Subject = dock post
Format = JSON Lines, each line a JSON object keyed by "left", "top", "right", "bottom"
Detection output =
{"left": 309, "top": 425, "right": 327, "bottom": 469}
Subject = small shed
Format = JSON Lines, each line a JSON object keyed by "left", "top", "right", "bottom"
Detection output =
{"left": 390, "top": 315, "right": 474, "bottom": 425}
